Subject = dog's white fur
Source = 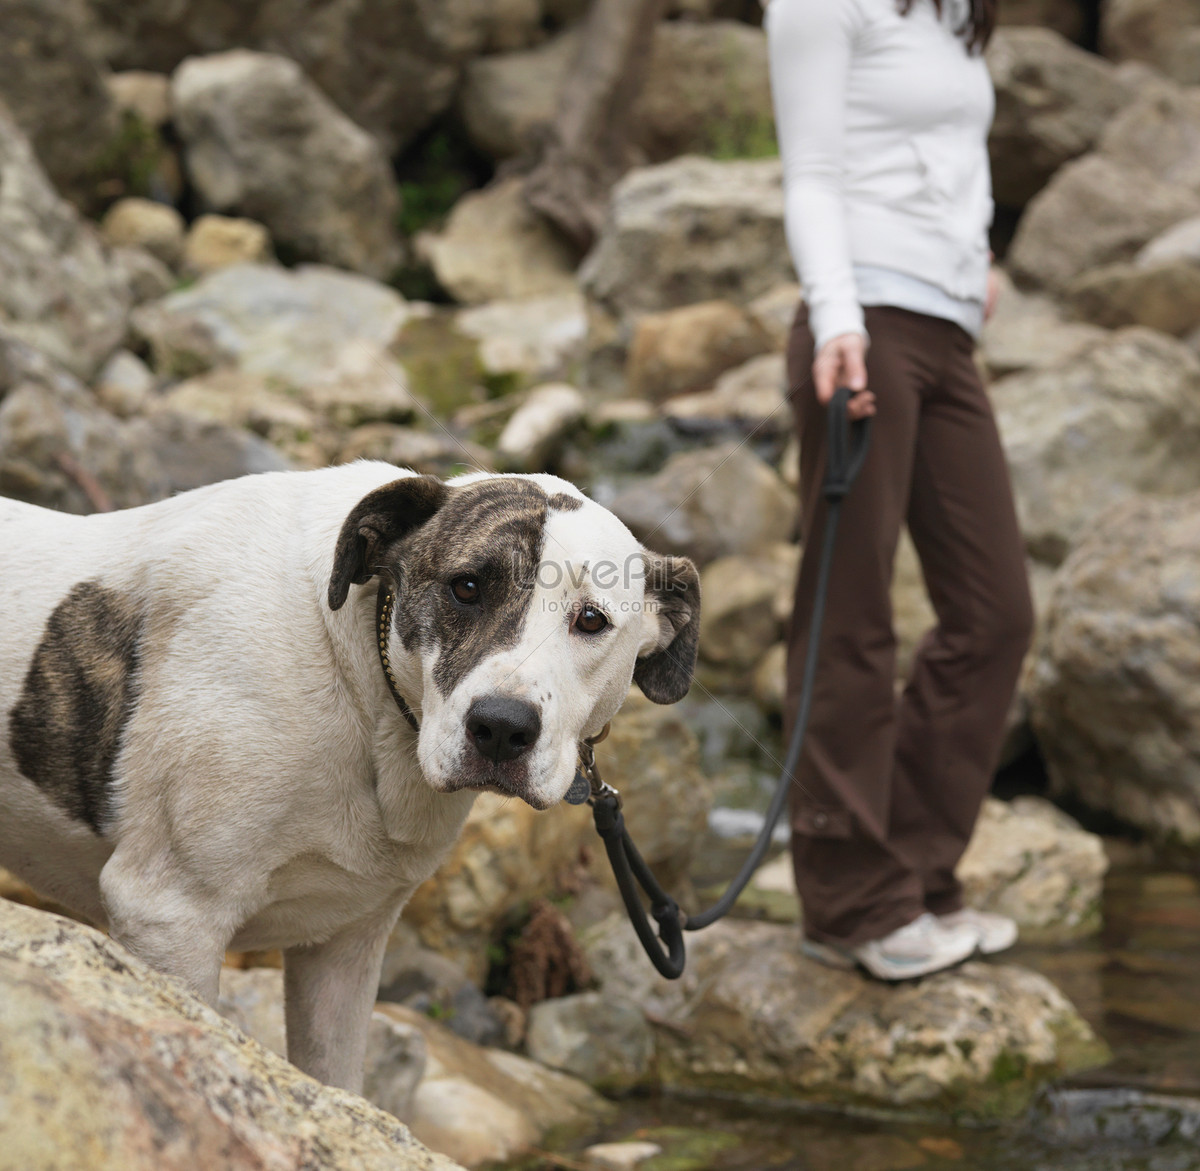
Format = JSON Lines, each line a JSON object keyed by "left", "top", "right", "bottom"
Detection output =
{"left": 0, "top": 462, "right": 697, "bottom": 1091}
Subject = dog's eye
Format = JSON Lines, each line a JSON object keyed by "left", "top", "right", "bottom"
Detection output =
{"left": 450, "top": 576, "right": 481, "bottom": 605}
{"left": 575, "top": 604, "right": 609, "bottom": 635}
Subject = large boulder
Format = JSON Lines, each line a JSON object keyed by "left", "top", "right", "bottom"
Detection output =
{"left": 1008, "top": 154, "right": 1200, "bottom": 295}
{"left": 418, "top": 178, "right": 579, "bottom": 306}
{"left": 172, "top": 50, "right": 401, "bottom": 279}
{"left": 0, "top": 104, "right": 130, "bottom": 380}
{"left": 582, "top": 915, "right": 1107, "bottom": 1117}
{"left": 993, "top": 328, "right": 1200, "bottom": 565}
{"left": 1101, "top": 0, "right": 1200, "bottom": 85}
{"left": 0, "top": 0, "right": 118, "bottom": 203}
{"left": 1100, "top": 83, "right": 1200, "bottom": 195}
{"left": 581, "top": 156, "right": 790, "bottom": 322}
{"left": 461, "top": 22, "right": 771, "bottom": 164}
{"left": 997, "top": 0, "right": 1086, "bottom": 40}
{"left": 986, "top": 27, "right": 1131, "bottom": 208}
{"left": 0, "top": 901, "right": 464, "bottom": 1171}
{"left": 89, "top": 0, "right": 547, "bottom": 155}
{"left": 1027, "top": 492, "right": 1200, "bottom": 845}
{"left": 1066, "top": 258, "right": 1200, "bottom": 335}
{"left": 609, "top": 443, "right": 795, "bottom": 566}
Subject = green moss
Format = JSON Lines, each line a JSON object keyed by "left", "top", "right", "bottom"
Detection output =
{"left": 391, "top": 314, "right": 486, "bottom": 418}
{"left": 91, "top": 111, "right": 167, "bottom": 203}
{"left": 988, "top": 1050, "right": 1028, "bottom": 1087}
{"left": 395, "top": 124, "right": 494, "bottom": 237}
{"left": 704, "top": 110, "right": 779, "bottom": 161}
{"left": 640, "top": 1126, "right": 743, "bottom": 1171}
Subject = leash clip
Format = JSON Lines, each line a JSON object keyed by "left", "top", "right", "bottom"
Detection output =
{"left": 565, "top": 727, "right": 621, "bottom": 808}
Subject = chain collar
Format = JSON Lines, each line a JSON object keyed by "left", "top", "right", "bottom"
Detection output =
{"left": 375, "top": 583, "right": 420, "bottom": 733}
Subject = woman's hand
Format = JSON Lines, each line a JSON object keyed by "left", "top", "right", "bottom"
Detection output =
{"left": 813, "top": 332, "right": 875, "bottom": 420}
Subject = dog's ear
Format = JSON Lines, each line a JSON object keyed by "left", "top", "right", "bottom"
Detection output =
{"left": 328, "top": 475, "right": 448, "bottom": 611}
{"left": 633, "top": 553, "right": 701, "bottom": 704}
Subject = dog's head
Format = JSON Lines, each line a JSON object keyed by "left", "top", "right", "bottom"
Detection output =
{"left": 327, "top": 472, "right": 699, "bottom": 809}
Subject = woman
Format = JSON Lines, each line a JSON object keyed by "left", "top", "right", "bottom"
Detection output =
{"left": 766, "top": 0, "right": 1033, "bottom": 980}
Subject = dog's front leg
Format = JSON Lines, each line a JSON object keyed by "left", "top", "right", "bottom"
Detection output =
{"left": 283, "top": 911, "right": 397, "bottom": 1093}
{"left": 100, "top": 849, "right": 232, "bottom": 1005}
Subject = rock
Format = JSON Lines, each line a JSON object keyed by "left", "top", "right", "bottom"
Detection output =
{"left": 1027, "top": 492, "right": 1200, "bottom": 845}
{"left": 131, "top": 264, "right": 418, "bottom": 413}
{"left": 581, "top": 157, "right": 790, "bottom": 321}
{"left": 0, "top": 377, "right": 170, "bottom": 513}
{"left": 138, "top": 410, "right": 293, "bottom": 494}
{"left": 183, "top": 213, "right": 274, "bottom": 274}
{"left": 582, "top": 1142, "right": 663, "bottom": 1171}
{"left": 662, "top": 352, "right": 788, "bottom": 433}
{"left": 979, "top": 270, "right": 1107, "bottom": 379}
{"left": 495, "top": 383, "right": 586, "bottom": 470}
{"left": 634, "top": 21, "right": 773, "bottom": 161}
{"left": 379, "top": 1002, "right": 609, "bottom": 1169}
{"left": 1137, "top": 213, "right": 1200, "bottom": 266}
{"left": 627, "top": 300, "right": 772, "bottom": 402}
{"left": 100, "top": 197, "right": 186, "bottom": 268}
{"left": 107, "top": 70, "right": 173, "bottom": 130}
{"left": 93, "top": 349, "right": 156, "bottom": 417}
{"left": 1102, "top": 0, "right": 1200, "bottom": 84}
{"left": 1066, "top": 259, "right": 1200, "bottom": 335}
{"left": 1007, "top": 155, "right": 1200, "bottom": 295}
{"left": 1100, "top": 83, "right": 1200, "bottom": 194}
{"left": 751, "top": 642, "right": 787, "bottom": 717}
{"left": 583, "top": 915, "right": 1107, "bottom": 1116}
{"left": 0, "top": 902, "right": 465, "bottom": 1171}
{"left": 698, "top": 545, "right": 797, "bottom": 669}
{"left": 455, "top": 292, "right": 587, "bottom": 385}
{"left": 419, "top": 179, "right": 579, "bottom": 306}
{"left": 0, "top": 0, "right": 117, "bottom": 203}
{"left": 747, "top": 282, "right": 802, "bottom": 352}
{"left": 172, "top": 50, "right": 401, "bottom": 279}
{"left": 957, "top": 797, "right": 1108, "bottom": 940}
{"left": 609, "top": 443, "right": 795, "bottom": 566}
{"left": 0, "top": 103, "right": 130, "bottom": 380}
{"left": 108, "top": 244, "right": 175, "bottom": 305}
{"left": 997, "top": 0, "right": 1086, "bottom": 40}
{"left": 525, "top": 992, "right": 654, "bottom": 1091}
{"left": 461, "top": 22, "right": 771, "bottom": 164}
{"left": 992, "top": 327, "right": 1200, "bottom": 565}
{"left": 335, "top": 426, "right": 494, "bottom": 479}
{"left": 986, "top": 27, "right": 1132, "bottom": 208}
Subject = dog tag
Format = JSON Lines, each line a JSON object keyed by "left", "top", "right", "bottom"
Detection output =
{"left": 564, "top": 769, "right": 590, "bottom": 805}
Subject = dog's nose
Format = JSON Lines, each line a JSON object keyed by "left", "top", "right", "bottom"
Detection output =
{"left": 466, "top": 697, "right": 541, "bottom": 763}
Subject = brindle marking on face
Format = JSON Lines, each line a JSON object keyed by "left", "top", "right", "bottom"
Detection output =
{"left": 548, "top": 492, "right": 582, "bottom": 512}
{"left": 8, "top": 581, "right": 143, "bottom": 834}
{"left": 395, "top": 479, "right": 550, "bottom": 698}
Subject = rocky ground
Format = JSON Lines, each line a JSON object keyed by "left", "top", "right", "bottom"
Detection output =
{"left": 3, "top": 0, "right": 1200, "bottom": 1167}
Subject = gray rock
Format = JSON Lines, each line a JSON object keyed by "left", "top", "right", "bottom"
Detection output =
{"left": 747, "top": 282, "right": 802, "bottom": 352}
{"left": 1066, "top": 258, "right": 1200, "bottom": 335}
{"left": 93, "top": 349, "right": 156, "bottom": 418}
{"left": 1027, "top": 491, "right": 1200, "bottom": 845}
{"left": 987, "top": 27, "right": 1132, "bottom": 208}
{"left": 172, "top": 50, "right": 401, "bottom": 279}
{"left": 131, "top": 264, "right": 417, "bottom": 414}
{"left": 100, "top": 197, "right": 186, "bottom": 268}
{"left": 418, "top": 178, "right": 579, "bottom": 306}
{"left": 0, "top": 0, "right": 117, "bottom": 202}
{"left": 108, "top": 245, "right": 176, "bottom": 306}
{"left": 662, "top": 352, "right": 788, "bottom": 433}
{"left": 0, "top": 902, "right": 465, "bottom": 1171}
{"left": 1008, "top": 154, "right": 1200, "bottom": 295}
{"left": 1100, "top": 82, "right": 1200, "bottom": 194}
{"left": 0, "top": 103, "right": 130, "bottom": 379}
{"left": 581, "top": 156, "right": 790, "bottom": 321}
{"left": 137, "top": 410, "right": 293, "bottom": 495}
{"left": 335, "top": 425, "right": 494, "bottom": 479}
{"left": 1101, "top": 0, "right": 1200, "bottom": 84}
{"left": 698, "top": 545, "right": 797, "bottom": 670}
{"left": 993, "top": 327, "right": 1200, "bottom": 565}
{"left": 1137, "top": 213, "right": 1200, "bottom": 266}
{"left": 997, "top": 0, "right": 1086, "bottom": 40}
{"left": 609, "top": 443, "right": 795, "bottom": 566}
{"left": 525, "top": 992, "right": 654, "bottom": 1090}
{"left": 455, "top": 292, "right": 588, "bottom": 385}
{"left": 957, "top": 797, "right": 1108, "bottom": 940}
{"left": 582, "top": 915, "right": 1107, "bottom": 1116}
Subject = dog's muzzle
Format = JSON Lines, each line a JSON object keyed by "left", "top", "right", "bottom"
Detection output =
{"left": 465, "top": 696, "right": 541, "bottom": 764}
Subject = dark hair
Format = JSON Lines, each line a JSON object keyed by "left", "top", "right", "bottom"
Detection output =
{"left": 898, "top": 0, "right": 997, "bottom": 53}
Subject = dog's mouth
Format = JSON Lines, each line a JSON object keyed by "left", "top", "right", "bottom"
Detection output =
{"left": 443, "top": 760, "right": 553, "bottom": 810}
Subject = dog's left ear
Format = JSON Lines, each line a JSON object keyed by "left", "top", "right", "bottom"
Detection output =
{"left": 328, "top": 475, "right": 448, "bottom": 610}
{"left": 634, "top": 553, "right": 701, "bottom": 704}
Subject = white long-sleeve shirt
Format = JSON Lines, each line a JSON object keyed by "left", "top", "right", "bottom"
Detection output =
{"left": 765, "top": 0, "right": 995, "bottom": 350}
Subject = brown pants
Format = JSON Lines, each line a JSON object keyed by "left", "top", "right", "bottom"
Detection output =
{"left": 785, "top": 305, "right": 1033, "bottom": 947}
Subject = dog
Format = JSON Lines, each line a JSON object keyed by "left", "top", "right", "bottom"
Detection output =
{"left": 0, "top": 462, "right": 699, "bottom": 1091}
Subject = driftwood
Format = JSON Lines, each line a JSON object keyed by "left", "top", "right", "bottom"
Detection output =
{"left": 523, "top": 0, "right": 669, "bottom": 253}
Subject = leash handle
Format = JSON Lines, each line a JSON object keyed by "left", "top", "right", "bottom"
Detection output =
{"left": 824, "top": 386, "right": 872, "bottom": 502}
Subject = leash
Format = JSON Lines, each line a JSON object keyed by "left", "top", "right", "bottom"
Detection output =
{"left": 577, "top": 387, "right": 872, "bottom": 979}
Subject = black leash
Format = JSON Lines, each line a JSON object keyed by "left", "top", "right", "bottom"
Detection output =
{"left": 582, "top": 387, "right": 872, "bottom": 979}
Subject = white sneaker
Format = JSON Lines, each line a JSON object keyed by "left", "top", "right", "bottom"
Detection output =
{"left": 938, "top": 908, "right": 1018, "bottom": 955}
{"left": 806, "top": 912, "right": 974, "bottom": 981}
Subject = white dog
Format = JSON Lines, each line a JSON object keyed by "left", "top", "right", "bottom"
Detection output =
{"left": 0, "top": 462, "right": 699, "bottom": 1091}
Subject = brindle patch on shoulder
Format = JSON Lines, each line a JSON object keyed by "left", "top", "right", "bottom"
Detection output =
{"left": 8, "top": 581, "right": 143, "bottom": 834}
{"left": 395, "top": 478, "right": 549, "bottom": 697}
{"left": 547, "top": 492, "right": 582, "bottom": 512}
